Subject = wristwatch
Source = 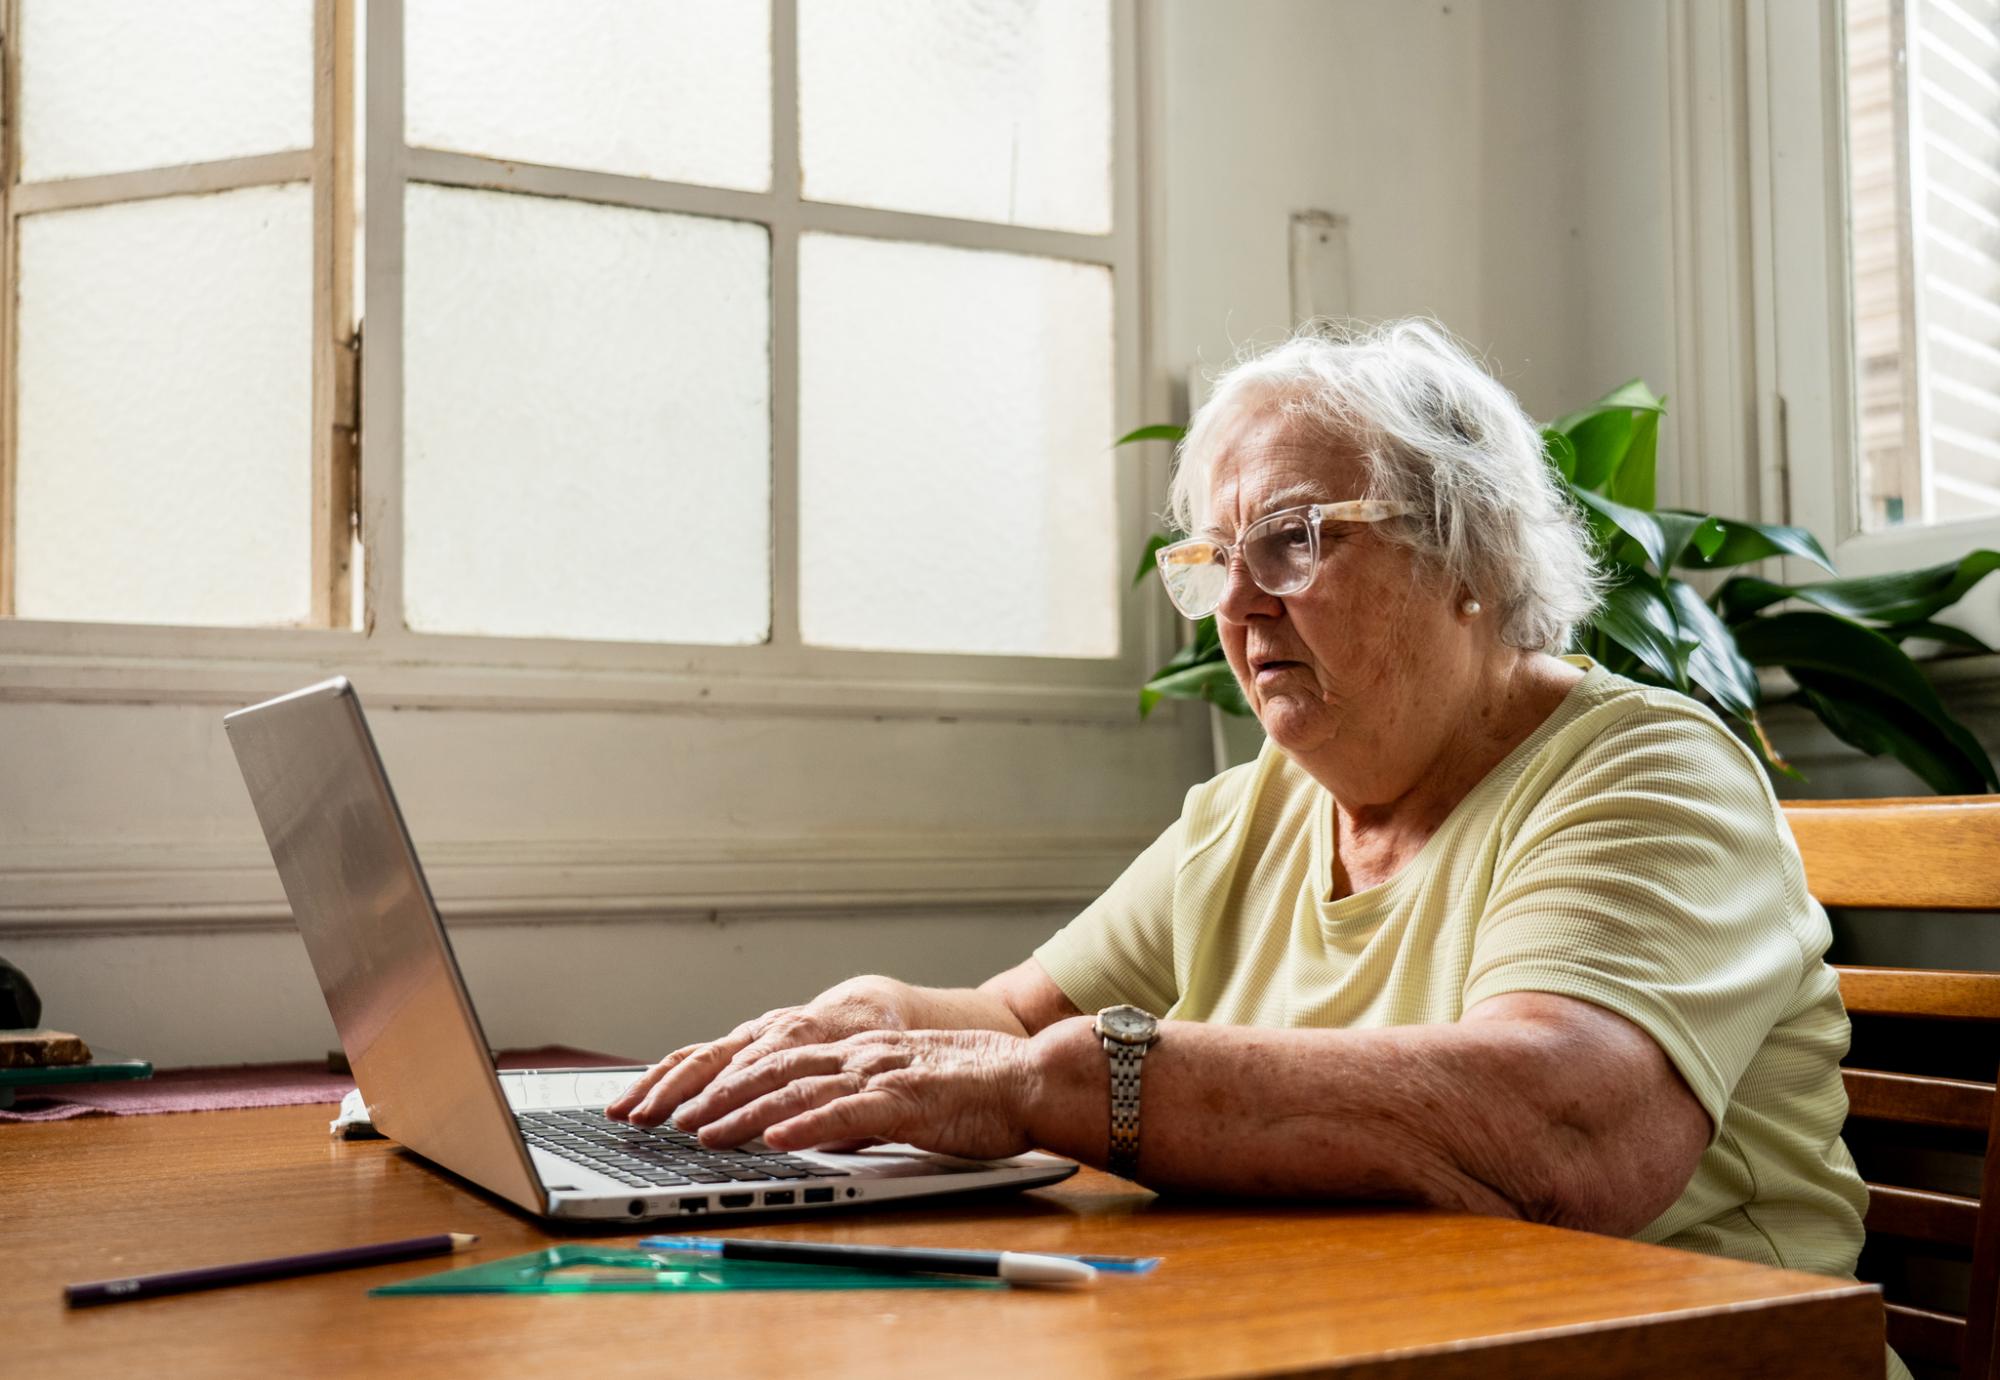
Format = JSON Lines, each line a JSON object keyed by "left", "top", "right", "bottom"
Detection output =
{"left": 1094, "top": 1004, "right": 1161, "bottom": 1179}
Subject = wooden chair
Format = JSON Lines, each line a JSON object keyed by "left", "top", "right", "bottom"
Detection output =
{"left": 1786, "top": 796, "right": 2000, "bottom": 1379}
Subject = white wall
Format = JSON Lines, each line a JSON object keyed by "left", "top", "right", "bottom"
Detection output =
{"left": 1154, "top": 0, "right": 1483, "bottom": 384}
{"left": 0, "top": 690, "right": 1201, "bottom": 1064}
{"left": 0, "top": 0, "right": 1684, "bottom": 1068}
{"left": 1, "top": 908, "right": 1071, "bottom": 1068}
{"left": 1153, "top": 0, "right": 1673, "bottom": 427}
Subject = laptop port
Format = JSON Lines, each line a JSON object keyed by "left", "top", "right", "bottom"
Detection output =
{"left": 718, "top": 1193, "right": 755, "bottom": 1209}
{"left": 627, "top": 1199, "right": 646, "bottom": 1217}
{"left": 678, "top": 1197, "right": 708, "bottom": 1213}
{"left": 803, "top": 1187, "right": 835, "bottom": 1205}
{"left": 763, "top": 1190, "right": 795, "bottom": 1207}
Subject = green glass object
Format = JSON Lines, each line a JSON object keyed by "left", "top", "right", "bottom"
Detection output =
{"left": 0, "top": 1048, "right": 151, "bottom": 1109}
{"left": 371, "top": 1245, "right": 1004, "bottom": 1295}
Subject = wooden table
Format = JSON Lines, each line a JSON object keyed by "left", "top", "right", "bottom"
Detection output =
{"left": 3, "top": 1105, "right": 1885, "bottom": 1378}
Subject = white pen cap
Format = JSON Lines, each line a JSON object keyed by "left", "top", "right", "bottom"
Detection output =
{"left": 995, "top": 1252, "right": 1099, "bottom": 1286}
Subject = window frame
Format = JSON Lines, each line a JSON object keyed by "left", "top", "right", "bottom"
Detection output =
{"left": 1761, "top": 0, "right": 2000, "bottom": 625}
{"left": 0, "top": 0, "right": 354, "bottom": 630}
{"left": 0, "top": 0, "right": 1166, "bottom": 724}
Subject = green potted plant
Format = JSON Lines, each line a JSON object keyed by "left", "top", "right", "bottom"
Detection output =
{"left": 1119, "top": 385, "right": 2000, "bottom": 794}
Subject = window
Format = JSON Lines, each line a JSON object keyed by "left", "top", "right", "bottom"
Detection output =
{"left": 0, "top": 0, "right": 1149, "bottom": 715}
{"left": 2, "top": 0, "right": 350, "bottom": 629}
{"left": 1748, "top": 0, "right": 2000, "bottom": 639}
{"left": 1846, "top": 0, "right": 2000, "bottom": 532}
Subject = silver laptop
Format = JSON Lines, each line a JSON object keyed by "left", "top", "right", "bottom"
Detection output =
{"left": 224, "top": 677, "right": 1076, "bottom": 1222}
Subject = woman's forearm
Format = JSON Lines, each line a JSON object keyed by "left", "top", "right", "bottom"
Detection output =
{"left": 1019, "top": 1016, "right": 1508, "bottom": 1211}
{"left": 1020, "top": 1003, "right": 1703, "bottom": 1235}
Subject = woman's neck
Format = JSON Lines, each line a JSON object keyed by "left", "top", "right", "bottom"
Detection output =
{"left": 1327, "top": 652, "right": 1584, "bottom": 895}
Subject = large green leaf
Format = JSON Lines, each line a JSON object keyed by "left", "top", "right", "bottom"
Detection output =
{"left": 1715, "top": 575, "right": 1794, "bottom": 622}
{"left": 1881, "top": 619, "right": 1994, "bottom": 653}
{"left": 1132, "top": 532, "right": 1172, "bottom": 587}
{"left": 1542, "top": 428, "right": 1578, "bottom": 482}
{"left": 1664, "top": 579, "right": 1759, "bottom": 718}
{"left": 1730, "top": 611, "right": 1997, "bottom": 787}
{"left": 1653, "top": 511, "right": 1726, "bottom": 577}
{"left": 1147, "top": 616, "right": 1223, "bottom": 676}
{"left": 1192, "top": 612, "right": 1221, "bottom": 655}
{"left": 1604, "top": 408, "right": 1661, "bottom": 510}
{"left": 1115, "top": 424, "right": 1186, "bottom": 446}
{"left": 1679, "top": 518, "right": 1835, "bottom": 575}
{"left": 1212, "top": 675, "right": 1251, "bottom": 717}
{"left": 1589, "top": 628, "right": 1640, "bottom": 680}
{"left": 1565, "top": 409, "right": 1635, "bottom": 492}
{"left": 1549, "top": 379, "right": 1667, "bottom": 435}
{"left": 1792, "top": 671, "right": 1993, "bottom": 795}
{"left": 1722, "top": 550, "right": 2000, "bottom": 624}
{"left": 1141, "top": 659, "right": 1249, "bottom": 719}
{"left": 1150, "top": 638, "right": 1205, "bottom": 677}
{"left": 1571, "top": 487, "right": 1669, "bottom": 573}
{"left": 1595, "top": 574, "right": 1698, "bottom": 690}
{"left": 1656, "top": 579, "right": 1792, "bottom": 776}
{"left": 1676, "top": 510, "right": 1729, "bottom": 561}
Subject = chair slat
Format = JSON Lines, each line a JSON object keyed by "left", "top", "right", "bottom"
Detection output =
{"left": 1795, "top": 796, "right": 2000, "bottom": 1379}
{"left": 1837, "top": 967, "right": 2000, "bottom": 1022}
{"left": 1786, "top": 797, "right": 2000, "bottom": 910}
{"left": 1845, "top": 1068, "right": 1997, "bottom": 1133}
{"left": 1867, "top": 1182, "right": 1982, "bottom": 1250}
{"left": 1888, "top": 1302, "right": 1967, "bottom": 1368}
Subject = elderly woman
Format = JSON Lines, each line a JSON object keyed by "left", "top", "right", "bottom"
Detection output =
{"left": 610, "top": 321, "right": 1868, "bottom": 1295}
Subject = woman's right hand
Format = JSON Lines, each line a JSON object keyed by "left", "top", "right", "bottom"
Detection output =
{"left": 605, "top": 979, "right": 909, "bottom": 1128}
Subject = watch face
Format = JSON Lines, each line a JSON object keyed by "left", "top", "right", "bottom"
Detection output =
{"left": 1098, "top": 1004, "right": 1157, "bottom": 1043}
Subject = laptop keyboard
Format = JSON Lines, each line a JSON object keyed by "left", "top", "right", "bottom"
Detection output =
{"left": 516, "top": 1109, "right": 851, "bottom": 1189}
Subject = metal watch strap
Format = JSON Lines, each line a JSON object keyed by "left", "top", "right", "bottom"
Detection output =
{"left": 1104, "top": 1036, "right": 1148, "bottom": 1178}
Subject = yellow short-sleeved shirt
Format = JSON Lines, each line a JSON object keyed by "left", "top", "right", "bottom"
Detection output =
{"left": 1036, "top": 659, "right": 1873, "bottom": 1283}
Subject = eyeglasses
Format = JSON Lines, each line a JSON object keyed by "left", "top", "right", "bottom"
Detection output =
{"left": 1153, "top": 500, "right": 1414, "bottom": 619}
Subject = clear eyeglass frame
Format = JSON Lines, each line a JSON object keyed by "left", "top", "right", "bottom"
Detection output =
{"left": 1152, "top": 499, "right": 1414, "bottom": 620}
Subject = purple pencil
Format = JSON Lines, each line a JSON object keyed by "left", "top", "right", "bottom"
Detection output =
{"left": 64, "top": 1232, "right": 478, "bottom": 1307}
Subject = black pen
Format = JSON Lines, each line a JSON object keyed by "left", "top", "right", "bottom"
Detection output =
{"left": 643, "top": 1235, "right": 1097, "bottom": 1285}
{"left": 64, "top": 1232, "right": 479, "bottom": 1307}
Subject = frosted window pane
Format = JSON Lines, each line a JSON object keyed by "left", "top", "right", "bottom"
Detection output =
{"left": 15, "top": 187, "right": 314, "bottom": 626}
{"left": 798, "top": 0, "right": 1112, "bottom": 233}
{"left": 20, "top": 0, "right": 312, "bottom": 182}
{"left": 404, "top": 185, "right": 771, "bottom": 645}
{"left": 799, "top": 234, "right": 1116, "bottom": 657}
{"left": 407, "top": 0, "right": 771, "bottom": 191}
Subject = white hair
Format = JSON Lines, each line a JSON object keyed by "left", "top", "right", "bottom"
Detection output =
{"left": 1167, "top": 318, "right": 1606, "bottom": 653}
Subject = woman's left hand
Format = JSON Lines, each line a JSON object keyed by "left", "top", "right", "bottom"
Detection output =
{"left": 670, "top": 1029, "right": 1040, "bottom": 1160}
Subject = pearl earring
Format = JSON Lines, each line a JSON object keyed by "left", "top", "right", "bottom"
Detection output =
{"left": 1461, "top": 598, "right": 1482, "bottom": 617}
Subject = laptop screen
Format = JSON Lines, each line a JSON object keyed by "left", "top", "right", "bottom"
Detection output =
{"left": 225, "top": 678, "right": 545, "bottom": 1213}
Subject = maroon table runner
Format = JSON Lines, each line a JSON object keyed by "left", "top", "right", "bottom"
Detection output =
{"left": 0, "top": 1046, "right": 642, "bottom": 1123}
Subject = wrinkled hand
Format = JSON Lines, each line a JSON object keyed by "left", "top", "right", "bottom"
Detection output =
{"left": 607, "top": 989, "right": 903, "bottom": 1129}
{"left": 668, "top": 1029, "right": 1040, "bottom": 1162}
